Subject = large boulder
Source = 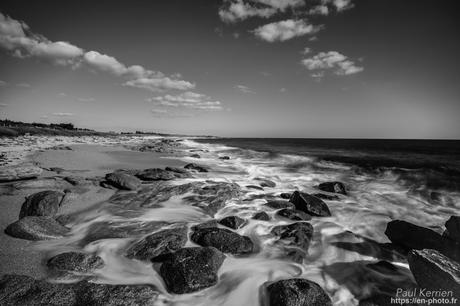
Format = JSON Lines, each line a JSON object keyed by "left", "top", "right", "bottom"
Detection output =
{"left": 264, "top": 278, "right": 332, "bottom": 306}
{"left": 191, "top": 227, "right": 254, "bottom": 255}
{"left": 408, "top": 249, "right": 460, "bottom": 298}
{"left": 318, "top": 181, "right": 347, "bottom": 195}
{"left": 385, "top": 220, "right": 460, "bottom": 262}
{"left": 105, "top": 172, "right": 141, "bottom": 190}
{"left": 276, "top": 209, "right": 312, "bottom": 221}
{"left": 126, "top": 226, "right": 188, "bottom": 261}
{"left": 159, "top": 247, "right": 225, "bottom": 294}
{"left": 135, "top": 168, "right": 176, "bottom": 181}
{"left": 19, "top": 190, "right": 64, "bottom": 219}
{"left": 0, "top": 274, "right": 159, "bottom": 305}
{"left": 265, "top": 200, "right": 295, "bottom": 210}
{"left": 271, "top": 222, "right": 314, "bottom": 250}
{"left": 444, "top": 216, "right": 460, "bottom": 243}
{"left": 47, "top": 252, "right": 104, "bottom": 273}
{"left": 289, "top": 191, "right": 331, "bottom": 217}
{"left": 5, "top": 216, "right": 70, "bottom": 240}
{"left": 0, "top": 164, "right": 42, "bottom": 182}
{"left": 218, "top": 216, "right": 246, "bottom": 229}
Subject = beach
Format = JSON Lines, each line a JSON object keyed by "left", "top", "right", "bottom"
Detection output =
{"left": 0, "top": 135, "right": 459, "bottom": 305}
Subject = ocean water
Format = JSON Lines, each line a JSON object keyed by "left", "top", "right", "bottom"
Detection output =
{"left": 33, "top": 137, "right": 460, "bottom": 305}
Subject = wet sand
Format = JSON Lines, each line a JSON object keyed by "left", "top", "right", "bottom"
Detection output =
{"left": 0, "top": 143, "right": 184, "bottom": 279}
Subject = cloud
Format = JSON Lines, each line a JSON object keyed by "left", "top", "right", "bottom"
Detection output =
{"left": 253, "top": 19, "right": 322, "bottom": 42}
{"left": 308, "top": 5, "right": 329, "bottom": 15}
{"left": 16, "top": 82, "right": 30, "bottom": 88}
{"left": 301, "top": 51, "right": 363, "bottom": 77}
{"left": 0, "top": 103, "right": 8, "bottom": 107}
{"left": 52, "top": 112, "right": 74, "bottom": 116}
{"left": 76, "top": 97, "right": 95, "bottom": 102}
{"left": 235, "top": 84, "right": 255, "bottom": 94}
{"left": 0, "top": 12, "right": 195, "bottom": 93}
{"left": 327, "top": 0, "right": 354, "bottom": 12}
{"left": 148, "top": 91, "right": 223, "bottom": 111}
{"left": 0, "top": 80, "right": 7, "bottom": 86}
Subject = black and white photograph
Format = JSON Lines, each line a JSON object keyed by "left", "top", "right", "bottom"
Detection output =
{"left": 1, "top": 0, "right": 460, "bottom": 305}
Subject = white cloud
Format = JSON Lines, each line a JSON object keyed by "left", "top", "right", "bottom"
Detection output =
{"left": 308, "top": 5, "right": 329, "bottom": 15}
{"left": 76, "top": 97, "right": 95, "bottom": 102}
{"left": 149, "top": 91, "right": 222, "bottom": 111}
{"left": 301, "top": 47, "right": 311, "bottom": 55}
{"left": 235, "top": 84, "right": 255, "bottom": 94}
{"left": 301, "top": 51, "right": 363, "bottom": 77}
{"left": 0, "top": 80, "right": 7, "bottom": 86}
{"left": 0, "top": 12, "right": 195, "bottom": 93}
{"left": 253, "top": 19, "right": 322, "bottom": 42}
{"left": 0, "top": 103, "right": 8, "bottom": 107}
{"left": 52, "top": 112, "right": 74, "bottom": 116}
{"left": 16, "top": 82, "right": 31, "bottom": 88}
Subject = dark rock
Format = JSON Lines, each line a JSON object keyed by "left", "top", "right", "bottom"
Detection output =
{"left": 247, "top": 185, "right": 264, "bottom": 190}
{"left": 0, "top": 274, "right": 158, "bottom": 305}
{"left": 252, "top": 211, "right": 270, "bottom": 221}
{"left": 408, "top": 249, "right": 460, "bottom": 298}
{"left": 135, "top": 168, "right": 176, "bottom": 181}
{"left": 385, "top": 220, "right": 460, "bottom": 262}
{"left": 190, "top": 154, "right": 201, "bottom": 158}
{"left": 184, "top": 163, "right": 208, "bottom": 172}
{"left": 265, "top": 200, "right": 295, "bottom": 210}
{"left": 284, "top": 248, "right": 306, "bottom": 264}
{"left": 12, "top": 177, "right": 72, "bottom": 190}
{"left": 183, "top": 182, "right": 241, "bottom": 215}
{"left": 165, "top": 167, "right": 192, "bottom": 178}
{"left": 191, "top": 227, "right": 254, "bottom": 255}
{"left": 280, "top": 193, "right": 291, "bottom": 199}
{"left": 192, "top": 220, "right": 219, "bottom": 231}
{"left": 264, "top": 278, "right": 332, "bottom": 306}
{"left": 0, "top": 164, "right": 42, "bottom": 182}
{"left": 312, "top": 193, "right": 340, "bottom": 201}
{"left": 318, "top": 181, "right": 347, "bottom": 195}
{"left": 47, "top": 252, "right": 104, "bottom": 273}
{"left": 271, "top": 222, "right": 314, "bottom": 250}
{"left": 49, "top": 167, "right": 65, "bottom": 173}
{"left": 126, "top": 226, "right": 188, "bottom": 260}
{"left": 219, "top": 156, "right": 230, "bottom": 160}
{"left": 255, "top": 178, "right": 276, "bottom": 188}
{"left": 5, "top": 216, "right": 70, "bottom": 240}
{"left": 218, "top": 216, "right": 246, "bottom": 229}
{"left": 19, "top": 190, "right": 64, "bottom": 219}
{"left": 289, "top": 191, "right": 331, "bottom": 217}
{"left": 159, "top": 247, "right": 225, "bottom": 294}
{"left": 64, "top": 176, "right": 92, "bottom": 186}
{"left": 444, "top": 216, "right": 460, "bottom": 243}
{"left": 276, "top": 209, "right": 312, "bottom": 221}
{"left": 105, "top": 172, "right": 141, "bottom": 190}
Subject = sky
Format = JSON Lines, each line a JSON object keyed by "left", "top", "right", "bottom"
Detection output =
{"left": 0, "top": 0, "right": 459, "bottom": 138}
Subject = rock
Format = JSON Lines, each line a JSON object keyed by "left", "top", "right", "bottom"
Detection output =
{"left": 47, "top": 252, "right": 104, "bottom": 273}
{"left": 184, "top": 163, "right": 208, "bottom": 172}
{"left": 276, "top": 209, "right": 312, "bottom": 221}
{"left": 284, "top": 248, "right": 307, "bottom": 264}
{"left": 19, "top": 190, "right": 64, "bottom": 219}
{"left": 312, "top": 193, "right": 340, "bottom": 201}
{"left": 192, "top": 220, "right": 219, "bottom": 231}
{"left": 164, "top": 167, "right": 192, "bottom": 178}
{"left": 159, "top": 247, "right": 225, "bottom": 294}
{"left": 126, "top": 226, "right": 188, "bottom": 261}
{"left": 49, "top": 167, "right": 65, "bottom": 173}
{"left": 280, "top": 193, "right": 291, "bottom": 199}
{"left": 0, "top": 164, "right": 42, "bottom": 182}
{"left": 264, "top": 278, "right": 332, "bottom": 306}
{"left": 289, "top": 191, "right": 331, "bottom": 217}
{"left": 385, "top": 220, "right": 460, "bottom": 262}
{"left": 318, "top": 181, "right": 347, "bottom": 195}
{"left": 135, "top": 168, "right": 176, "bottom": 181}
{"left": 219, "top": 156, "right": 230, "bottom": 160}
{"left": 64, "top": 176, "right": 92, "bottom": 186}
{"left": 265, "top": 200, "right": 295, "bottom": 210}
{"left": 190, "top": 154, "right": 201, "bottom": 158}
{"left": 0, "top": 274, "right": 158, "bottom": 305}
{"left": 218, "top": 216, "right": 246, "bottom": 229}
{"left": 5, "top": 216, "right": 70, "bottom": 240}
{"left": 191, "top": 227, "right": 254, "bottom": 255}
{"left": 13, "top": 177, "right": 72, "bottom": 190}
{"left": 105, "top": 172, "right": 141, "bottom": 190}
{"left": 444, "top": 216, "right": 460, "bottom": 243}
{"left": 271, "top": 222, "right": 314, "bottom": 250}
{"left": 247, "top": 185, "right": 264, "bottom": 190}
{"left": 408, "top": 249, "right": 460, "bottom": 298}
{"left": 253, "top": 211, "right": 270, "bottom": 221}
{"left": 255, "top": 178, "right": 276, "bottom": 188}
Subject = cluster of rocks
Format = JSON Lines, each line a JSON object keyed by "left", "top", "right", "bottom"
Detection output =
{"left": 134, "top": 138, "right": 183, "bottom": 154}
{"left": 383, "top": 216, "right": 460, "bottom": 302}
{"left": 0, "top": 163, "right": 43, "bottom": 182}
